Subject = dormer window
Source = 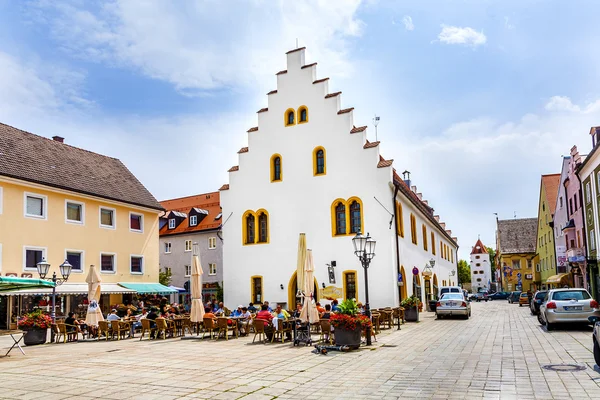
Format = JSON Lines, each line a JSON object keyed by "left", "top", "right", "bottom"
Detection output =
{"left": 168, "top": 219, "right": 176, "bottom": 229}
{"left": 190, "top": 215, "right": 198, "bottom": 226}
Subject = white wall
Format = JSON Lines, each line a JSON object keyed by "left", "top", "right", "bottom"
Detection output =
{"left": 470, "top": 252, "right": 491, "bottom": 292}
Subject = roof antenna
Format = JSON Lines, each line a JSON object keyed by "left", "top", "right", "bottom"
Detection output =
{"left": 373, "top": 114, "right": 380, "bottom": 141}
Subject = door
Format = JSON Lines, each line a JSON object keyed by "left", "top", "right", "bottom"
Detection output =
{"left": 0, "top": 296, "right": 8, "bottom": 330}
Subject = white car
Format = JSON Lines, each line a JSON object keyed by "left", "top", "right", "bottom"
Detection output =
{"left": 538, "top": 288, "right": 600, "bottom": 331}
{"left": 436, "top": 293, "right": 471, "bottom": 319}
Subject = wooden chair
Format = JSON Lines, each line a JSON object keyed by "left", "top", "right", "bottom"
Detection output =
{"left": 55, "top": 323, "right": 76, "bottom": 343}
{"left": 216, "top": 317, "right": 237, "bottom": 340}
{"left": 252, "top": 319, "right": 267, "bottom": 344}
{"left": 139, "top": 319, "right": 157, "bottom": 340}
{"left": 319, "top": 319, "right": 334, "bottom": 345}
{"left": 155, "top": 318, "right": 173, "bottom": 339}
{"left": 370, "top": 312, "right": 381, "bottom": 334}
{"left": 393, "top": 307, "right": 405, "bottom": 326}
{"left": 202, "top": 318, "right": 217, "bottom": 339}
{"left": 271, "top": 318, "right": 290, "bottom": 343}
{"left": 110, "top": 320, "right": 128, "bottom": 340}
{"left": 182, "top": 318, "right": 194, "bottom": 336}
{"left": 98, "top": 321, "right": 112, "bottom": 341}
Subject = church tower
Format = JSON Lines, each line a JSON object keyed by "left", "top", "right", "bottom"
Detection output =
{"left": 470, "top": 238, "right": 491, "bottom": 292}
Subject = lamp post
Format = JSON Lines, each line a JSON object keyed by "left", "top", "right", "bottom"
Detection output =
{"left": 352, "top": 231, "right": 376, "bottom": 346}
{"left": 449, "top": 269, "right": 456, "bottom": 286}
{"left": 36, "top": 258, "right": 73, "bottom": 342}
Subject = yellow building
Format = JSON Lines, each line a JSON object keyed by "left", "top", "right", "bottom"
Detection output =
{"left": 0, "top": 123, "right": 166, "bottom": 329}
{"left": 535, "top": 174, "right": 561, "bottom": 287}
{"left": 496, "top": 218, "right": 538, "bottom": 292}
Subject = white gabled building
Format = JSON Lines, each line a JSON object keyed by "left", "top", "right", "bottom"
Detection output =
{"left": 220, "top": 48, "right": 458, "bottom": 309}
{"left": 470, "top": 239, "right": 491, "bottom": 292}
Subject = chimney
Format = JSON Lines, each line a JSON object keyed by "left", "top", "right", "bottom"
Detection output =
{"left": 402, "top": 170, "right": 411, "bottom": 188}
{"left": 411, "top": 185, "right": 417, "bottom": 193}
{"left": 434, "top": 215, "right": 440, "bottom": 222}
{"left": 417, "top": 193, "right": 423, "bottom": 200}
{"left": 52, "top": 136, "right": 64, "bottom": 143}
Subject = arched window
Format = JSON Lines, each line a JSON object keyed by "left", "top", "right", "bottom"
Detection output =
{"left": 334, "top": 201, "right": 346, "bottom": 235}
{"left": 313, "top": 147, "right": 326, "bottom": 176}
{"left": 410, "top": 214, "right": 417, "bottom": 245}
{"left": 270, "top": 154, "right": 282, "bottom": 182}
{"left": 285, "top": 108, "right": 296, "bottom": 126}
{"left": 396, "top": 202, "right": 404, "bottom": 237}
{"left": 245, "top": 213, "right": 255, "bottom": 244}
{"left": 431, "top": 232, "right": 435, "bottom": 255}
{"left": 258, "top": 211, "right": 269, "bottom": 243}
{"left": 298, "top": 106, "right": 308, "bottom": 123}
{"left": 422, "top": 224, "right": 428, "bottom": 251}
{"left": 349, "top": 201, "right": 362, "bottom": 234}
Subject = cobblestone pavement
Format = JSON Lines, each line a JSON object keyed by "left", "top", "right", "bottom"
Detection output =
{"left": 1, "top": 301, "right": 600, "bottom": 399}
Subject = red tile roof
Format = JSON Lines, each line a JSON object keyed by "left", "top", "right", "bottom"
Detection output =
{"left": 228, "top": 166, "right": 239, "bottom": 172}
{"left": 238, "top": 147, "right": 249, "bottom": 154}
{"left": 219, "top": 184, "right": 229, "bottom": 191}
{"left": 276, "top": 70, "right": 287, "bottom": 75}
{"left": 302, "top": 62, "right": 317, "bottom": 69}
{"left": 159, "top": 191, "right": 221, "bottom": 236}
{"left": 377, "top": 159, "right": 393, "bottom": 168}
{"left": 313, "top": 78, "right": 329, "bottom": 84}
{"left": 350, "top": 126, "right": 367, "bottom": 133}
{"left": 286, "top": 47, "right": 306, "bottom": 54}
{"left": 470, "top": 239, "right": 488, "bottom": 255}
{"left": 325, "top": 92, "right": 341, "bottom": 98}
{"left": 338, "top": 108, "right": 354, "bottom": 115}
{"left": 247, "top": 127, "right": 258, "bottom": 133}
{"left": 267, "top": 90, "right": 278, "bottom": 95}
{"left": 541, "top": 173, "right": 561, "bottom": 215}
{"left": 0, "top": 123, "right": 162, "bottom": 210}
{"left": 257, "top": 108, "right": 268, "bottom": 113}
{"left": 363, "top": 141, "right": 380, "bottom": 149}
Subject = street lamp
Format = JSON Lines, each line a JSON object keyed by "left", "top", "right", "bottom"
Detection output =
{"left": 449, "top": 269, "right": 456, "bottom": 286}
{"left": 36, "top": 258, "right": 73, "bottom": 342}
{"left": 352, "top": 231, "right": 376, "bottom": 346}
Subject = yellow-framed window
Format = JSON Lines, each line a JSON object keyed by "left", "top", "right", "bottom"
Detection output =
{"left": 422, "top": 224, "right": 428, "bottom": 251}
{"left": 396, "top": 202, "right": 404, "bottom": 237}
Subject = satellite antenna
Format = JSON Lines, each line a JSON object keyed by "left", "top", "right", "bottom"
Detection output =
{"left": 373, "top": 115, "right": 380, "bottom": 141}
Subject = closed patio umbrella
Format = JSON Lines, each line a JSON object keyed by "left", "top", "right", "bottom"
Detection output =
{"left": 85, "top": 265, "right": 103, "bottom": 327}
{"left": 190, "top": 254, "right": 205, "bottom": 323}
{"left": 296, "top": 233, "right": 306, "bottom": 304}
{"left": 300, "top": 249, "right": 320, "bottom": 323}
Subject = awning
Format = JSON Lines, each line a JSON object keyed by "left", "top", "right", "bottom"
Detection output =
{"left": 0, "top": 276, "right": 55, "bottom": 292}
{"left": 119, "top": 282, "right": 177, "bottom": 294}
{"left": 0, "top": 283, "right": 136, "bottom": 296}
{"left": 546, "top": 273, "right": 570, "bottom": 284}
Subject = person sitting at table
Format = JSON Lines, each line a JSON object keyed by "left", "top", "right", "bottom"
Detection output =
{"left": 130, "top": 309, "right": 146, "bottom": 337}
{"left": 204, "top": 307, "right": 216, "bottom": 322}
{"left": 107, "top": 309, "right": 120, "bottom": 321}
{"left": 263, "top": 301, "right": 273, "bottom": 312}
{"left": 64, "top": 312, "right": 81, "bottom": 341}
{"left": 256, "top": 304, "right": 274, "bottom": 341}
{"left": 331, "top": 299, "right": 340, "bottom": 312}
{"left": 211, "top": 299, "right": 219, "bottom": 312}
{"left": 231, "top": 305, "right": 244, "bottom": 317}
{"left": 292, "top": 303, "right": 302, "bottom": 318}
{"left": 239, "top": 307, "right": 252, "bottom": 336}
{"left": 321, "top": 304, "right": 332, "bottom": 319}
{"left": 146, "top": 307, "right": 159, "bottom": 339}
{"left": 274, "top": 304, "right": 290, "bottom": 320}
{"left": 356, "top": 302, "right": 365, "bottom": 315}
{"left": 248, "top": 302, "right": 257, "bottom": 313}
{"left": 316, "top": 302, "right": 325, "bottom": 314}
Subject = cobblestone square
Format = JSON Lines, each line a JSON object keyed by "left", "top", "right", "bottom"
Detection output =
{"left": 2, "top": 301, "right": 600, "bottom": 399}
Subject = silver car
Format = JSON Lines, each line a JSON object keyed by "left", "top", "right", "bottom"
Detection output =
{"left": 590, "top": 316, "right": 600, "bottom": 367}
{"left": 436, "top": 293, "right": 471, "bottom": 319}
{"left": 538, "top": 288, "right": 600, "bottom": 331}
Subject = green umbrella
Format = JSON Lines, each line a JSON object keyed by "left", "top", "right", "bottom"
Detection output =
{"left": 0, "top": 276, "right": 55, "bottom": 292}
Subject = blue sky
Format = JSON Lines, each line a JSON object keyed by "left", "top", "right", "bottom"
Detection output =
{"left": 2, "top": 0, "right": 600, "bottom": 258}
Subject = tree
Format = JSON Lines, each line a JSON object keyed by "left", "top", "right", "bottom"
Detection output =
{"left": 159, "top": 268, "right": 172, "bottom": 286}
{"left": 487, "top": 247, "right": 496, "bottom": 279}
{"left": 457, "top": 259, "right": 471, "bottom": 285}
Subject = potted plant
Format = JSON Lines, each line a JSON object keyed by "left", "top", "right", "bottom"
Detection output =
{"left": 401, "top": 295, "right": 422, "bottom": 322}
{"left": 18, "top": 310, "right": 52, "bottom": 346}
{"left": 330, "top": 299, "right": 372, "bottom": 349}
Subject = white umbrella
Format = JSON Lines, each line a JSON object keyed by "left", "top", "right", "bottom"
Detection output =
{"left": 300, "top": 249, "right": 320, "bottom": 323}
{"left": 296, "top": 233, "right": 306, "bottom": 305}
{"left": 190, "top": 254, "right": 205, "bottom": 323}
{"left": 85, "top": 265, "right": 103, "bottom": 327}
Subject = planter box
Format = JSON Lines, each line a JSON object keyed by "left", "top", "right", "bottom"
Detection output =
{"left": 405, "top": 307, "right": 419, "bottom": 322}
{"left": 334, "top": 326, "right": 361, "bottom": 350}
{"left": 23, "top": 329, "right": 47, "bottom": 346}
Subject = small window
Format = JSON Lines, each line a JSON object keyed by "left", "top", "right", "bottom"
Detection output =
{"left": 251, "top": 276, "right": 263, "bottom": 303}
{"left": 258, "top": 212, "right": 269, "bottom": 243}
{"left": 587, "top": 182, "right": 591, "bottom": 203}
{"left": 431, "top": 232, "right": 435, "bottom": 254}
{"left": 285, "top": 109, "right": 295, "bottom": 126}
{"left": 24, "top": 247, "right": 45, "bottom": 270}
{"left": 349, "top": 201, "right": 362, "bottom": 234}
{"left": 590, "top": 229, "right": 596, "bottom": 251}
{"left": 184, "top": 265, "right": 191, "bottom": 277}
{"left": 66, "top": 201, "right": 84, "bottom": 224}
{"left": 314, "top": 147, "right": 326, "bottom": 176}
{"left": 422, "top": 225, "right": 428, "bottom": 251}
{"left": 343, "top": 271, "right": 357, "bottom": 300}
{"left": 130, "top": 213, "right": 143, "bottom": 232}
{"left": 209, "top": 263, "right": 217, "bottom": 276}
{"left": 100, "top": 254, "right": 115, "bottom": 273}
{"left": 209, "top": 237, "right": 217, "bottom": 249}
{"left": 396, "top": 202, "right": 404, "bottom": 237}
{"left": 25, "top": 193, "right": 46, "bottom": 219}
{"left": 66, "top": 251, "right": 83, "bottom": 272}
{"left": 475, "top": 255, "right": 480, "bottom": 259}
{"left": 168, "top": 218, "right": 176, "bottom": 229}
{"left": 512, "top": 260, "right": 521, "bottom": 270}
{"left": 476, "top": 263, "right": 481, "bottom": 267}
{"left": 190, "top": 215, "right": 198, "bottom": 226}
{"left": 130, "top": 256, "right": 143, "bottom": 274}
{"left": 410, "top": 214, "right": 417, "bottom": 245}
{"left": 185, "top": 240, "right": 192, "bottom": 252}
{"left": 477, "top": 278, "right": 482, "bottom": 282}
{"left": 164, "top": 242, "right": 172, "bottom": 253}
{"left": 100, "top": 207, "right": 115, "bottom": 228}
{"left": 271, "top": 155, "right": 282, "bottom": 182}
{"left": 298, "top": 106, "right": 308, "bottom": 123}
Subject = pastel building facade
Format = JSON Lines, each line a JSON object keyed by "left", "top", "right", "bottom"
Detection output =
{"left": 535, "top": 174, "right": 560, "bottom": 287}
{"left": 470, "top": 239, "right": 491, "bottom": 292}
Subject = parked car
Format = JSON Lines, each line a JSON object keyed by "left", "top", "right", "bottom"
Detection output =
{"left": 529, "top": 291, "right": 547, "bottom": 315}
{"left": 474, "top": 291, "right": 489, "bottom": 302}
{"left": 508, "top": 291, "right": 521, "bottom": 304}
{"left": 589, "top": 316, "right": 600, "bottom": 367}
{"left": 518, "top": 292, "right": 530, "bottom": 307}
{"left": 436, "top": 293, "right": 471, "bottom": 319}
{"left": 538, "top": 288, "right": 600, "bottom": 331}
{"left": 439, "top": 286, "right": 462, "bottom": 298}
{"left": 488, "top": 292, "right": 510, "bottom": 300}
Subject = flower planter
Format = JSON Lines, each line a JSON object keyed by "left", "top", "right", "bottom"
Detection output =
{"left": 23, "top": 329, "right": 47, "bottom": 346}
{"left": 405, "top": 306, "right": 419, "bottom": 322}
{"left": 334, "top": 326, "right": 361, "bottom": 350}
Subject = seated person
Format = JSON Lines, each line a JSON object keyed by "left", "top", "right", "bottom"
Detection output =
{"left": 204, "top": 307, "right": 216, "bottom": 322}
{"left": 263, "top": 301, "right": 273, "bottom": 312}
{"left": 274, "top": 304, "right": 290, "bottom": 320}
{"left": 64, "top": 312, "right": 81, "bottom": 340}
{"left": 256, "top": 304, "right": 274, "bottom": 340}
{"left": 107, "top": 309, "right": 120, "bottom": 321}
{"left": 239, "top": 307, "right": 252, "bottom": 335}
{"left": 248, "top": 302, "right": 257, "bottom": 313}
{"left": 331, "top": 299, "right": 340, "bottom": 312}
{"left": 214, "top": 302, "right": 225, "bottom": 316}
{"left": 146, "top": 307, "right": 159, "bottom": 338}
{"left": 316, "top": 302, "right": 325, "bottom": 314}
{"left": 356, "top": 302, "right": 365, "bottom": 315}
{"left": 321, "top": 304, "right": 332, "bottom": 319}
{"left": 231, "top": 305, "right": 244, "bottom": 317}
{"left": 292, "top": 303, "right": 302, "bottom": 318}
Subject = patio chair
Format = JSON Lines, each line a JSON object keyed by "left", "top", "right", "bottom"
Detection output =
{"left": 98, "top": 321, "right": 112, "bottom": 341}
{"left": 203, "top": 318, "right": 217, "bottom": 340}
{"left": 55, "top": 323, "right": 76, "bottom": 343}
{"left": 370, "top": 312, "right": 381, "bottom": 334}
{"left": 139, "top": 319, "right": 157, "bottom": 340}
{"left": 216, "top": 317, "right": 238, "bottom": 340}
{"left": 182, "top": 318, "right": 194, "bottom": 336}
{"left": 155, "top": 318, "right": 173, "bottom": 339}
{"left": 110, "top": 320, "right": 129, "bottom": 340}
{"left": 252, "top": 319, "right": 267, "bottom": 344}
{"left": 319, "top": 319, "right": 334, "bottom": 345}
{"left": 271, "top": 318, "right": 289, "bottom": 344}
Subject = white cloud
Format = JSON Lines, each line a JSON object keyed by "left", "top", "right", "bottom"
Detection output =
{"left": 25, "top": 0, "right": 365, "bottom": 95}
{"left": 437, "top": 25, "right": 486, "bottom": 47}
{"left": 402, "top": 15, "right": 414, "bottom": 31}
{"left": 545, "top": 95, "right": 600, "bottom": 114}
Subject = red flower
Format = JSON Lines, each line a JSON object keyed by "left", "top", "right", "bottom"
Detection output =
{"left": 330, "top": 313, "right": 372, "bottom": 330}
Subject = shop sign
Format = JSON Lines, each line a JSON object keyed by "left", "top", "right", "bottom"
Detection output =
{"left": 322, "top": 286, "right": 343, "bottom": 299}
{"left": 569, "top": 256, "right": 586, "bottom": 262}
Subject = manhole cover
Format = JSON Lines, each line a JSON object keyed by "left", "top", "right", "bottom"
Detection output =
{"left": 542, "top": 364, "right": 587, "bottom": 372}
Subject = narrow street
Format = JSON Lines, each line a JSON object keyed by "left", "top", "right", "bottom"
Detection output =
{"left": 1, "top": 301, "right": 599, "bottom": 399}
